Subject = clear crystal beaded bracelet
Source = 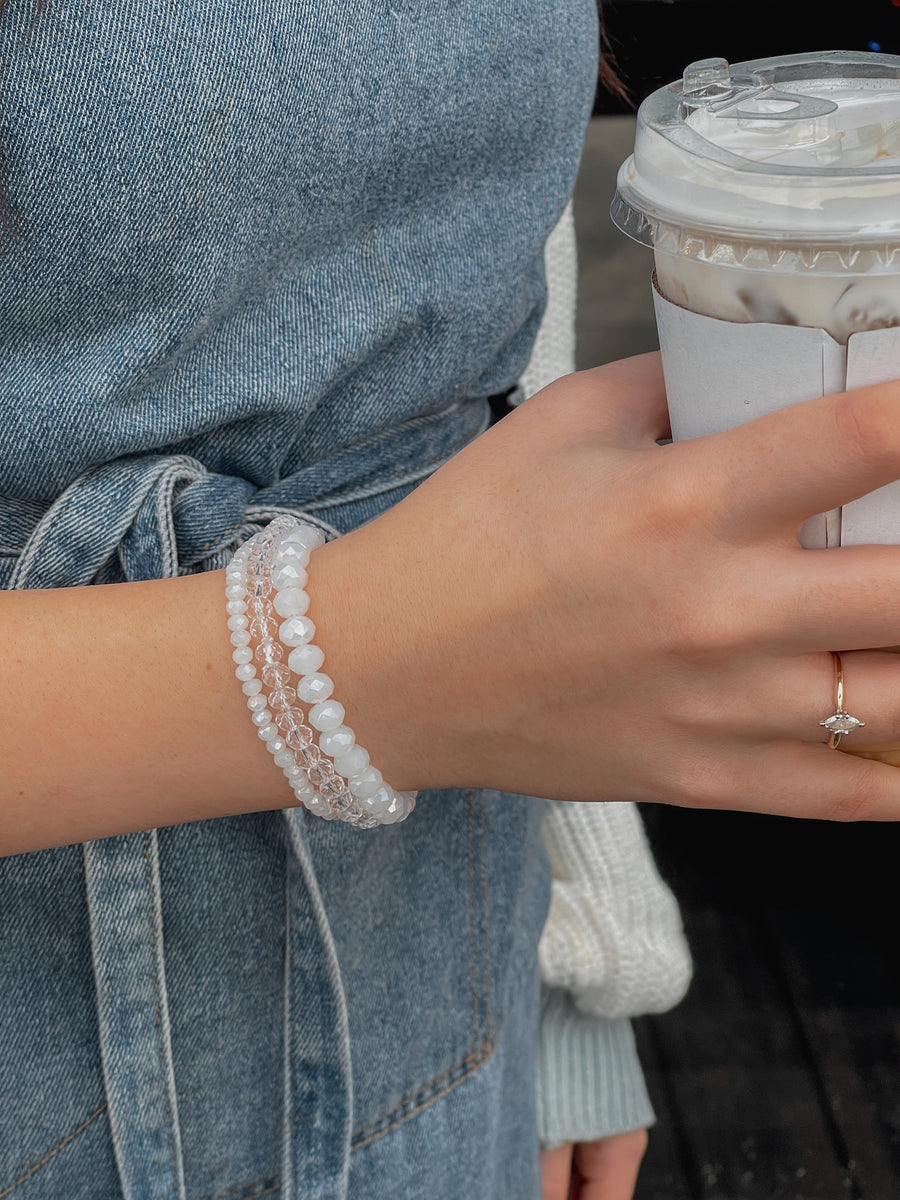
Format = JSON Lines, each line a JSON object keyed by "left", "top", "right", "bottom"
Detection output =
{"left": 225, "top": 516, "right": 416, "bottom": 828}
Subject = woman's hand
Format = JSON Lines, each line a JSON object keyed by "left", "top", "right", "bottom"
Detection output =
{"left": 314, "top": 353, "right": 900, "bottom": 819}
{"left": 540, "top": 1129, "right": 649, "bottom": 1200}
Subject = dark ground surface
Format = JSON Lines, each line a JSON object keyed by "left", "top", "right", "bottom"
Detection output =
{"left": 575, "top": 119, "right": 900, "bottom": 1199}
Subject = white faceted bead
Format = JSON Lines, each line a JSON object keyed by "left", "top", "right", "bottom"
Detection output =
{"left": 293, "top": 777, "right": 317, "bottom": 801}
{"left": 279, "top": 615, "right": 315, "bottom": 647}
{"left": 275, "top": 541, "right": 310, "bottom": 567}
{"left": 258, "top": 723, "right": 279, "bottom": 742}
{"left": 241, "top": 678, "right": 263, "bottom": 696}
{"left": 348, "top": 765, "right": 384, "bottom": 799}
{"left": 225, "top": 584, "right": 244, "bottom": 600}
{"left": 318, "top": 725, "right": 355, "bottom": 757}
{"left": 273, "top": 749, "right": 294, "bottom": 768}
{"left": 235, "top": 663, "right": 257, "bottom": 682}
{"left": 247, "top": 693, "right": 268, "bottom": 713}
{"left": 287, "top": 643, "right": 325, "bottom": 676}
{"left": 361, "top": 785, "right": 396, "bottom": 819}
{"left": 251, "top": 708, "right": 273, "bottom": 727}
{"left": 283, "top": 524, "right": 325, "bottom": 551}
{"left": 283, "top": 761, "right": 305, "bottom": 781}
{"left": 295, "top": 672, "right": 334, "bottom": 704}
{"left": 225, "top": 569, "right": 243, "bottom": 586}
{"left": 226, "top": 599, "right": 247, "bottom": 615}
{"left": 272, "top": 562, "right": 309, "bottom": 591}
{"left": 232, "top": 646, "right": 253, "bottom": 665}
{"left": 333, "top": 745, "right": 370, "bottom": 777}
{"left": 309, "top": 699, "right": 345, "bottom": 732}
{"left": 273, "top": 588, "right": 310, "bottom": 618}
{"left": 230, "top": 630, "right": 251, "bottom": 647}
{"left": 227, "top": 614, "right": 249, "bottom": 631}
{"left": 380, "top": 791, "right": 407, "bottom": 824}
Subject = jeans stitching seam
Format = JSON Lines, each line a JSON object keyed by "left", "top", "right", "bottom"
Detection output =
{"left": 351, "top": 788, "right": 492, "bottom": 1152}
{"left": 143, "top": 833, "right": 181, "bottom": 1197}
{"left": 349, "top": 1039, "right": 496, "bottom": 1151}
{"left": 0, "top": 1103, "right": 108, "bottom": 1199}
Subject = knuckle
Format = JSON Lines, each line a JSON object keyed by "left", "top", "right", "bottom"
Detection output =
{"left": 833, "top": 389, "right": 896, "bottom": 475}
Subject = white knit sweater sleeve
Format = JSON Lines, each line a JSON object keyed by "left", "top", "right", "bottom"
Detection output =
{"left": 524, "top": 202, "right": 692, "bottom": 1146}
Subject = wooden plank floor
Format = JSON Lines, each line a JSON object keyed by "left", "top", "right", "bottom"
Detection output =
{"left": 632, "top": 808, "right": 900, "bottom": 1199}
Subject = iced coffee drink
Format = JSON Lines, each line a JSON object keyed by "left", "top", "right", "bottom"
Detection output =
{"left": 612, "top": 50, "right": 900, "bottom": 763}
{"left": 612, "top": 52, "right": 900, "bottom": 344}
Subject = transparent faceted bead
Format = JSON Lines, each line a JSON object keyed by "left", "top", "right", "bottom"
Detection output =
{"left": 285, "top": 726, "right": 313, "bottom": 752}
{"left": 276, "top": 706, "right": 307, "bottom": 732}
{"left": 255, "top": 639, "right": 283, "bottom": 664}
{"left": 261, "top": 662, "right": 292, "bottom": 689}
{"left": 250, "top": 616, "right": 278, "bottom": 642}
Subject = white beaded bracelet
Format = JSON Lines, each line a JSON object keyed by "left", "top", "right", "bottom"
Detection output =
{"left": 226, "top": 516, "right": 416, "bottom": 828}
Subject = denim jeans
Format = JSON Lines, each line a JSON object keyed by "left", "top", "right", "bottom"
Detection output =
{"left": 0, "top": 0, "right": 597, "bottom": 1194}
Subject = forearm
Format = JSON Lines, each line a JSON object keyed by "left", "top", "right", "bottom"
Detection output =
{"left": 0, "top": 569, "right": 287, "bottom": 854}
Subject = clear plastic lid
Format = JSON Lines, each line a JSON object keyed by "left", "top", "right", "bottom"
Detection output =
{"left": 612, "top": 51, "right": 900, "bottom": 264}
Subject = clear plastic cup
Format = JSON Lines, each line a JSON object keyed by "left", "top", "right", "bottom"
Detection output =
{"left": 611, "top": 51, "right": 900, "bottom": 344}
{"left": 612, "top": 51, "right": 900, "bottom": 763}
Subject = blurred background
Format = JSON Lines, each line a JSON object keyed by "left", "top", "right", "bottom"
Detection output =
{"left": 575, "top": 10, "right": 900, "bottom": 1197}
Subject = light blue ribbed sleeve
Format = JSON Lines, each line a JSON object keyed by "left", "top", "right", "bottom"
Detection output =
{"left": 535, "top": 988, "right": 655, "bottom": 1150}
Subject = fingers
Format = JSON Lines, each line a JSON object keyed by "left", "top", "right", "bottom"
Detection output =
{"left": 670, "top": 738, "right": 900, "bottom": 822}
{"left": 573, "top": 1129, "right": 648, "bottom": 1200}
{"left": 540, "top": 1142, "right": 574, "bottom": 1200}
{"left": 744, "top": 544, "right": 900, "bottom": 652}
{"left": 691, "top": 378, "right": 900, "bottom": 540}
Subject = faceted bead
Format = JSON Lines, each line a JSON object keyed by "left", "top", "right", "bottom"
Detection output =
{"left": 309, "top": 700, "right": 345, "bottom": 732}
{"left": 230, "top": 630, "right": 251, "bottom": 647}
{"left": 296, "top": 672, "right": 334, "bottom": 704}
{"left": 272, "top": 562, "right": 309, "bottom": 591}
{"left": 286, "top": 727, "right": 313, "bottom": 752}
{"left": 225, "top": 584, "right": 245, "bottom": 600}
{"left": 283, "top": 524, "right": 325, "bottom": 552}
{"left": 261, "top": 662, "right": 292, "bottom": 689}
{"left": 274, "top": 542, "right": 309, "bottom": 571}
{"left": 348, "top": 766, "right": 384, "bottom": 799}
{"left": 276, "top": 706, "right": 306, "bottom": 731}
{"left": 361, "top": 785, "right": 396, "bottom": 819}
{"left": 257, "top": 723, "right": 279, "bottom": 742}
{"left": 334, "top": 745, "right": 370, "bottom": 777}
{"left": 287, "top": 643, "right": 325, "bottom": 676}
{"left": 227, "top": 614, "right": 249, "bottom": 631}
{"left": 380, "top": 791, "right": 407, "bottom": 824}
{"left": 235, "top": 663, "right": 256, "bottom": 682}
{"left": 242, "top": 678, "right": 263, "bottom": 696}
{"left": 274, "top": 588, "right": 310, "bottom": 618}
{"left": 232, "top": 646, "right": 253, "bottom": 665}
{"left": 273, "top": 749, "right": 294, "bottom": 768}
{"left": 226, "top": 599, "right": 247, "bottom": 616}
{"left": 247, "top": 693, "right": 268, "bottom": 713}
{"left": 319, "top": 725, "right": 355, "bottom": 757}
{"left": 251, "top": 709, "right": 273, "bottom": 727}
{"left": 255, "top": 640, "right": 283, "bottom": 664}
{"left": 279, "top": 615, "right": 315, "bottom": 647}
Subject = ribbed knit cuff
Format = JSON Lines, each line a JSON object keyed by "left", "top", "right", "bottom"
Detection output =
{"left": 535, "top": 986, "right": 655, "bottom": 1150}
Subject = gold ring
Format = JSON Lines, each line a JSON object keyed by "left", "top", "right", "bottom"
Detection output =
{"left": 819, "top": 651, "right": 866, "bottom": 749}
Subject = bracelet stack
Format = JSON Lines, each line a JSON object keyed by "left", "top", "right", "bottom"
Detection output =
{"left": 225, "top": 515, "right": 416, "bottom": 829}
